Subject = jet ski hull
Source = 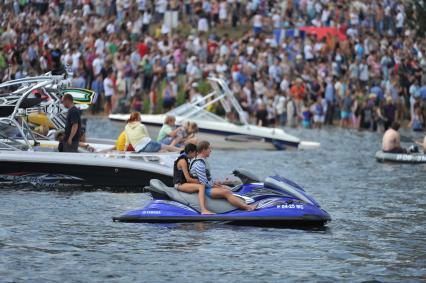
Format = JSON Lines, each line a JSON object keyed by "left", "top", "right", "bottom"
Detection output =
{"left": 113, "top": 215, "right": 329, "bottom": 228}
{"left": 113, "top": 175, "right": 331, "bottom": 228}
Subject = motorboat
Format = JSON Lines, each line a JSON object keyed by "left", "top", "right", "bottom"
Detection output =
{"left": 0, "top": 150, "right": 174, "bottom": 191}
{"left": 375, "top": 150, "right": 426, "bottom": 164}
{"left": 0, "top": 74, "right": 174, "bottom": 191}
{"left": 109, "top": 77, "right": 319, "bottom": 150}
{"left": 113, "top": 169, "right": 331, "bottom": 228}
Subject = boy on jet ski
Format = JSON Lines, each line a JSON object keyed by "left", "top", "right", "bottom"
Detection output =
{"left": 189, "top": 141, "right": 256, "bottom": 211}
{"left": 174, "top": 144, "right": 213, "bottom": 215}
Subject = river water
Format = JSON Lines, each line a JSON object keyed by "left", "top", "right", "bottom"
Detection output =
{"left": 1, "top": 118, "right": 425, "bottom": 282}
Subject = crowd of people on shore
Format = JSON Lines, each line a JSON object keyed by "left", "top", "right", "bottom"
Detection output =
{"left": 1, "top": 0, "right": 425, "bottom": 132}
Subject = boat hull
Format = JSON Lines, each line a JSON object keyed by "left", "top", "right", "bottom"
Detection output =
{"left": 0, "top": 152, "right": 173, "bottom": 191}
{"left": 110, "top": 115, "right": 300, "bottom": 150}
{"left": 375, "top": 150, "right": 426, "bottom": 164}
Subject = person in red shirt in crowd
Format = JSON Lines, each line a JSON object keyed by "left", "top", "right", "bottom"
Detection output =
{"left": 290, "top": 78, "right": 306, "bottom": 113}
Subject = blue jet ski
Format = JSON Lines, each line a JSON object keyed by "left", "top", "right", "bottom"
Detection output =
{"left": 113, "top": 170, "right": 331, "bottom": 228}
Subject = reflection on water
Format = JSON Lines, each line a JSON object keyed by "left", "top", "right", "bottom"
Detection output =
{"left": 0, "top": 119, "right": 425, "bottom": 282}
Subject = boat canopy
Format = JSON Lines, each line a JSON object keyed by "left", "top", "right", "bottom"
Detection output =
{"left": 0, "top": 71, "right": 95, "bottom": 150}
{"left": 168, "top": 103, "right": 226, "bottom": 123}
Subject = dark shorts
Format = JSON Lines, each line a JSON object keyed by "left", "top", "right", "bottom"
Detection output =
{"left": 253, "top": 27, "right": 262, "bottom": 34}
{"left": 162, "top": 97, "right": 176, "bottom": 109}
{"left": 63, "top": 141, "right": 79, "bottom": 152}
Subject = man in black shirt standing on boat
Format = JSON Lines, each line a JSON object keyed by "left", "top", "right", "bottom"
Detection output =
{"left": 62, "top": 93, "right": 81, "bottom": 152}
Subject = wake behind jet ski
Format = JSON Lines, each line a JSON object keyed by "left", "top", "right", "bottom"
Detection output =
{"left": 113, "top": 170, "right": 331, "bottom": 228}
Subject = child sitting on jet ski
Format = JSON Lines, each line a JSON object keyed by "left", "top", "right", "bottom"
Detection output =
{"left": 189, "top": 141, "right": 257, "bottom": 212}
{"left": 174, "top": 143, "right": 213, "bottom": 215}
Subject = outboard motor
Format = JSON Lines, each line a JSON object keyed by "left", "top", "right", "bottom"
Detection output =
{"left": 232, "top": 169, "right": 261, "bottom": 184}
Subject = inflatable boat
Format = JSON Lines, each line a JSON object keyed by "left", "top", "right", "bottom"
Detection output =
{"left": 375, "top": 150, "right": 426, "bottom": 163}
{"left": 113, "top": 170, "right": 331, "bottom": 228}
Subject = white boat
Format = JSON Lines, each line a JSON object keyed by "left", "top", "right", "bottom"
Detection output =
{"left": 109, "top": 77, "right": 319, "bottom": 150}
{"left": 0, "top": 74, "right": 174, "bottom": 191}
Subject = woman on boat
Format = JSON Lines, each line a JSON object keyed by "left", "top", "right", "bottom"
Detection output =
{"left": 174, "top": 143, "right": 213, "bottom": 215}
{"left": 124, "top": 112, "right": 180, "bottom": 152}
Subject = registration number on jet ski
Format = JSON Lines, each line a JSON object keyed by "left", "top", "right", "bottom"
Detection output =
{"left": 142, "top": 211, "right": 161, "bottom": 215}
{"left": 277, "top": 204, "right": 304, "bottom": 209}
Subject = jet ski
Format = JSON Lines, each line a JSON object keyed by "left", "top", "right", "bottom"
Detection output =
{"left": 113, "top": 170, "right": 331, "bottom": 228}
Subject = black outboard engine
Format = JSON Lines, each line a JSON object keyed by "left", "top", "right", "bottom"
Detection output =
{"left": 232, "top": 169, "right": 260, "bottom": 184}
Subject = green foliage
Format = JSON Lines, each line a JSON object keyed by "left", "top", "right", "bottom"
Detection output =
{"left": 198, "top": 79, "right": 213, "bottom": 95}
{"left": 407, "top": 1, "right": 426, "bottom": 37}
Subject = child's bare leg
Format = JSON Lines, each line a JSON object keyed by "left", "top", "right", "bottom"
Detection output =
{"left": 185, "top": 137, "right": 198, "bottom": 145}
{"left": 198, "top": 184, "right": 214, "bottom": 214}
{"left": 160, "top": 144, "right": 181, "bottom": 152}
{"left": 177, "top": 183, "right": 199, "bottom": 193}
{"left": 171, "top": 137, "right": 183, "bottom": 147}
{"left": 177, "top": 184, "right": 214, "bottom": 214}
{"left": 210, "top": 187, "right": 256, "bottom": 211}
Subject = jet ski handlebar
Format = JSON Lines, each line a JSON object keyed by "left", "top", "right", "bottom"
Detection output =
{"left": 232, "top": 169, "right": 261, "bottom": 184}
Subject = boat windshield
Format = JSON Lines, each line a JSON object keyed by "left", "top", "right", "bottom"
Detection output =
{"left": 168, "top": 103, "right": 226, "bottom": 122}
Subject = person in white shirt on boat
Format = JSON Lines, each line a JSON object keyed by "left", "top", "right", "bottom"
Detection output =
{"left": 103, "top": 72, "right": 114, "bottom": 115}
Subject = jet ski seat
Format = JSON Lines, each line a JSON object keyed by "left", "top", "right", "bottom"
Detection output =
{"left": 149, "top": 179, "right": 237, "bottom": 214}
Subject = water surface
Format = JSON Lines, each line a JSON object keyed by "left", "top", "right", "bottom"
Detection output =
{"left": 1, "top": 118, "right": 425, "bottom": 282}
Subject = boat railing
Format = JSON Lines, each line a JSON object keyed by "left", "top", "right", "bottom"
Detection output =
{"left": 170, "top": 77, "right": 249, "bottom": 126}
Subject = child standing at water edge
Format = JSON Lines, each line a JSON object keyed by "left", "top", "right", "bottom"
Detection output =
{"left": 311, "top": 96, "right": 325, "bottom": 128}
{"left": 340, "top": 91, "right": 353, "bottom": 128}
{"left": 301, "top": 103, "right": 312, "bottom": 128}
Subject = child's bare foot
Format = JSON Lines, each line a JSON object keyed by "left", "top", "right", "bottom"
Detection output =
{"left": 245, "top": 204, "right": 258, "bottom": 211}
{"left": 201, "top": 209, "right": 215, "bottom": 215}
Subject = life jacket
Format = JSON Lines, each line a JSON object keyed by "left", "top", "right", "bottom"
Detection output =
{"left": 173, "top": 152, "right": 189, "bottom": 185}
{"left": 189, "top": 158, "right": 211, "bottom": 182}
